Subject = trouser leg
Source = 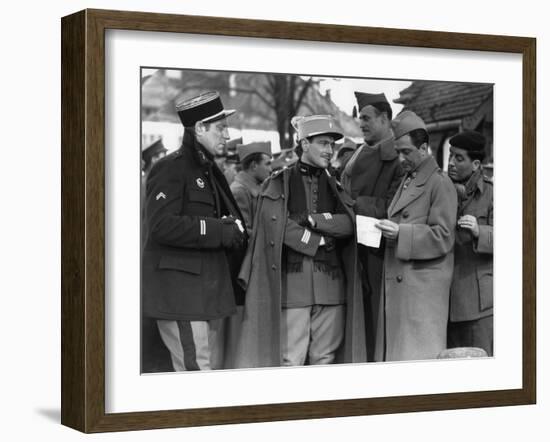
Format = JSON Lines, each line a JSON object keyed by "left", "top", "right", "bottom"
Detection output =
{"left": 281, "top": 307, "right": 311, "bottom": 366}
{"left": 308, "top": 305, "right": 345, "bottom": 365}
{"left": 157, "top": 319, "right": 221, "bottom": 371}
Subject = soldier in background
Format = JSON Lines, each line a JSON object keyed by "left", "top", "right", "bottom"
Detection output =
{"left": 447, "top": 131, "right": 493, "bottom": 356}
{"left": 142, "top": 139, "right": 168, "bottom": 178}
{"left": 340, "top": 92, "right": 404, "bottom": 361}
{"left": 142, "top": 91, "right": 247, "bottom": 371}
{"left": 223, "top": 141, "right": 273, "bottom": 368}
{"left": 230, "top": 141, "right": 273, "bottom": 233}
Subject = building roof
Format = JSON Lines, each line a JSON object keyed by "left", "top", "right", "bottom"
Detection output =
{"left": 394, "top": 81, "right": 493, "bottom": 124}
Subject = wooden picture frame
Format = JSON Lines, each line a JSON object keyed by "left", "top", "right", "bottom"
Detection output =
{"left": 61, "top": 8, "right": 536, "bottom": 433}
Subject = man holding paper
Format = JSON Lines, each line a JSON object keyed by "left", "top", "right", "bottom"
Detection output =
{"left": 375, "top": 111, "right": 457, "bottom": 361}
{"left": 340, "top": 92, "right": 404, "bottom": 361}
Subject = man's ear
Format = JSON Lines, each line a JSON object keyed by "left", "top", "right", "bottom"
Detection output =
{"left": 472, "top": 159, "right": 481, "bottom": 172}
{"left": 195, "top": 121, "right": 205, "bottom": 134}
{"left": 419, "top": 143, "right": 430, "bottom": 154}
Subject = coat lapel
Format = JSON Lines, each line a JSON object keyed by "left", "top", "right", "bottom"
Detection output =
{"left": 388, "top": 157, "right": 439, "bottom": 217}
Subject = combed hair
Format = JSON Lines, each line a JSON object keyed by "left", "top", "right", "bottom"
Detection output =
{"left": 408, "top": 128, "right": 430, "bottom": 149}
{"left": 242, "top": 152, "right": 267, "bottom": 170}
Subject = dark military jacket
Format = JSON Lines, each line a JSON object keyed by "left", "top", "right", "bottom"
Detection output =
{"left": 142, "top": 135, "right": 247, "bottom": 321}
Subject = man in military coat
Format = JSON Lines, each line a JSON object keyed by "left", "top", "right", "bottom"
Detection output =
{"left": 235, "top": 115, "right": 366, "bottom": 368}
{"left": 375, "top": 111, "right": 457, "bottom": 361}
{"left": 142, "top": 91, "right": 247, "bottom": 371}
{"left": 230, "top": 141, "right": 273, "bottom": 233}
{"left": 447, "top": 131, "right": 493, "bottom": 356}
{"left": 340, "top": 92, "right": 404, "bottom": 361}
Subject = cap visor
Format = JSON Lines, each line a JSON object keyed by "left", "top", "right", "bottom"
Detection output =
{"left": 202, "top": 109, "right": 236, "bottom": 124}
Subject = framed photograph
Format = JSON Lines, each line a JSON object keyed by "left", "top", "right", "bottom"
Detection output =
{"left": 61, "top": 8, "right": 536, "bottom": 433}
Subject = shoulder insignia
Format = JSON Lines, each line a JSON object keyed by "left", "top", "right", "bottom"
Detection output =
{"left": 156, "top": 192, "right": 167, "bottom": 201}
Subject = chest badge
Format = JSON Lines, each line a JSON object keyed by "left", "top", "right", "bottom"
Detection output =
{"left": 156, "top": 192, "right": 167, "bottom": 201}
{"left": 196, "top": 178, "right": 205, "bottom": 189}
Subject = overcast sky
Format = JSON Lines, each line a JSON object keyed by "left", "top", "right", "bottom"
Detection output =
{"left": 318, "top": 77, "right": 411, "bottom": 117}
{"left": 142, "top": 68, "right": 411, "bottom": 118}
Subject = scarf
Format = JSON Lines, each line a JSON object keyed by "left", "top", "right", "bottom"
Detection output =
{"left": 455, "top": 169, "right": 482, "bottom": 216}
{"left": 285, "top": 161, "right": 345, "bottom": 279}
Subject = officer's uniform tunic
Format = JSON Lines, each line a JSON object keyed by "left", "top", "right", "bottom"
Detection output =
{"left": 281, "top": 170, "right": 353, "bottom": 366}
{"left": 142, "top": 138, "right": 246, "bottom": 370}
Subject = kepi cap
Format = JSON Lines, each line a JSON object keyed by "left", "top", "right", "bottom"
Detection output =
{"left": 391, "top": 110, "right": 427, "bottom": 139}
{"left": 291, "top": 115, "right": 343, "bottom": 141}
{"left": 237, "top": 141, "right": 272, "bottom": 163}
{"left": 175, "top": 91, "right": 236, "bottom": 127}
{"left": 354, "top": 92, "right": 389, "bottom": 112}
{"left": 449, "top": 130, "right": 486, "bottom": 153}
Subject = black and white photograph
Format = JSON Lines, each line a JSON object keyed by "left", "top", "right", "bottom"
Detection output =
{"left": 140, "top": 68, "right": 494, "bottom": 373}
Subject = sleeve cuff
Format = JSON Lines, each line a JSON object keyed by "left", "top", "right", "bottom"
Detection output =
{"left": 395, "top": 223, "right": 413, "bottom": 260}
{"left": 474, "top": 225, "right": 493, "bottom": 254}
{"left": 198, "top": 217, "right": 223, "bottom": 248}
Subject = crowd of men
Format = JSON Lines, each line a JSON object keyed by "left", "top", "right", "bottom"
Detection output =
{"left": 141, "top": 89, "right": 494, "bottom": 372}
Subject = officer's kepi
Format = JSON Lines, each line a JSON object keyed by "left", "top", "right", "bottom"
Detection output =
{"left": 291, "top": 115, "right": 344, "bottom": 141}
{"left": 175, "top": 91, "right": 236, "bottom": 127}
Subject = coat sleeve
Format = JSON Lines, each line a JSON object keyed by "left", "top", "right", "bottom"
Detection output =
{"left": 354, "top": 163, "right": 405, "bottom": 218}
{"left": 396, "top": 175, "right": 457, "bottom": 261}
{"left": 309, "top": 213, "right": 353, "bottom": 238}
{"left": 146, "top": 160, "right": 225, "bottom": 249}
{"left": 473, "top": 201, "right": 493, "bottom": 254}
{"left": 283, "top": 218, "right": 322, "bottom": 257}
{"left": 231, "top": 184, "right": 254, "bottom": 235}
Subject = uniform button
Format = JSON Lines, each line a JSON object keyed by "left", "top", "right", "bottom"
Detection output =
{"left": 281, "top": 195, "right": 285, "bottom": 200}
{"left": 270, "top": 241, "right": 275, "bottom": 246}
{"left": 271, "top": 215, "right": 277, "bottom": 221}
{"left": 313, "top": 189, "right": 318, "bottom": 193}
{"left": 402, "top": 210, "right": 409, "bottom": 219}
{"left": 396, "top": 275, "right": 403, "bottom": 283}
{"left": 271, "top": 264, "right": 277, "bottom": 270}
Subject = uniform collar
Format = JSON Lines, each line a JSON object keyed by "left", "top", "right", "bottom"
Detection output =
{"left": 297, "top": 160, "right": 323, "bottom": 177}
{"left": 368, "top": 135, "right": 398, "bottom": 161}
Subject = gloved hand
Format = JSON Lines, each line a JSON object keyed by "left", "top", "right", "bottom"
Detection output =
{"left": 221, "top": 217, "right": 246, "bottom": 249}
{"left": 322, "top": 236, "right": 336, "bottom": 252}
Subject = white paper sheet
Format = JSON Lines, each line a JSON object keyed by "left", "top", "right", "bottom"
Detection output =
{"left": 356, "top": 215, "right": 382, "bottom": 248}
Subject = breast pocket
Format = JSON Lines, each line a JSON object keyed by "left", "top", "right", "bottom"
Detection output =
{"left": 186, "top": 189, "right": 215, "bottom": 216}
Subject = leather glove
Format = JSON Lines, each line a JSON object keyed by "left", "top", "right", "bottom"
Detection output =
{"left": 221, "top": 217, "right": 246, "bottom": 249}
{"left": 322, "top": 236, "right": 336, "bottom": 252}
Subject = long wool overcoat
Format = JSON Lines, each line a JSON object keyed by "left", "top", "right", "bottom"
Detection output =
{"left": 234, "top": 168, "right": 367, "bottom": 368}
{"left": 375, "top": 157, "right": 458, "bottom": 362}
